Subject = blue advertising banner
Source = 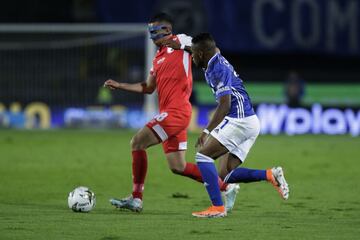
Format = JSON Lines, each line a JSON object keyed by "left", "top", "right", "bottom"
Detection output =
{"left": 96, "top": 0, "right": 360, "bottom": 55}
{"left": 1, "top": 102, "right": 360, "bottom": 136}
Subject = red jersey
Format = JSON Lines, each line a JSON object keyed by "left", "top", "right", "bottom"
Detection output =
{"left": 150, "top": 34, "right": 193, "bottom": 113}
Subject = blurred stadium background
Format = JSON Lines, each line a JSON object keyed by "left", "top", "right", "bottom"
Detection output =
{"left": 0, "top": 0, "right": 359, "bottom": 135}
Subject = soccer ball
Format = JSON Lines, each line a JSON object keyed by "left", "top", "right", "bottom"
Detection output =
{"left": 68, "top": 186, "right": 96, "bottom": 212}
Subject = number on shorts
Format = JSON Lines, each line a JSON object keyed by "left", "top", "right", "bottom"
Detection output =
{"left": 220, "top": 118, "right": 229, "bottom": 129}
{"left": 155, "top": 112, "right": 168, "bottom": 122}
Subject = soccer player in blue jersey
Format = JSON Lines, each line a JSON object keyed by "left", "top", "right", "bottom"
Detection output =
{"left": 190, "top": 33, "right": 290, "bottom": 218}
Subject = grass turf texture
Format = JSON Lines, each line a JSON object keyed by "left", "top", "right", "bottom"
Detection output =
{"left": 1, "top": 130, "right": 360, "bottom": 240}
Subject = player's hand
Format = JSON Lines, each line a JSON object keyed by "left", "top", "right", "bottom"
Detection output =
{"left": 163, "top": 39, "right": 181, "bottom": 50}
{"left": 103, "top": 79, "right": 121, "bottom": 90}
{"left": 195, "top": 132, "right": 208, "bottom": 149}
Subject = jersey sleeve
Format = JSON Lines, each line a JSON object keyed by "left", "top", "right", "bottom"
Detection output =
{"left": 177, "top": 34, "right": 192, "bottom": 46}
{"left": 214, "top": 68, "right": 232, "bottom": 100}
{"left": 149, "top": 61, "right": 156, "bottom": 77}
{"left": 150, "top": 67, "right": 155, "bottom": 76}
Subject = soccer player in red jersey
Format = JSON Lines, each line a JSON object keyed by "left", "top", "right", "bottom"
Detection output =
{"left": 103, "top": 13, "right": 238, "bottom": 212}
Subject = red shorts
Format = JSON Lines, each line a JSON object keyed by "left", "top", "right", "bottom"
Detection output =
{"left": 146, "top": 110, "right": 191, "bottom": 153}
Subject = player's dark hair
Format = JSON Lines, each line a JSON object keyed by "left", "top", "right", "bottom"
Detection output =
{"left": 149, "top": 12, "right": 174, "bottom": 25}
{"left": 192, "top": 33, "right": 216, "bottom": 51}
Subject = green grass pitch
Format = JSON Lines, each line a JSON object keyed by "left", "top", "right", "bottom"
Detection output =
{"left": 1, "top": 130, "right": 360, "bottom": 240}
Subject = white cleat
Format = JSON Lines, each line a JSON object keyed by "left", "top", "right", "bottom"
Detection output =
{"left": 269, "top": 167, "right": 289, "bottom": 200}
{"left": 110, "top": 195, "right": 143, "bottom": 212}
{"left": 223, "top": 184, "right": 240, "bottom": 212}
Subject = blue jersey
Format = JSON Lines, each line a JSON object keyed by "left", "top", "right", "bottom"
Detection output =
{"left": 205, "top": 53, "right": 255, "bottom": 118}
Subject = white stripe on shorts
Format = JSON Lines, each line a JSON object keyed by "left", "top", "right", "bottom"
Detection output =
{"left": 179, "top": 141, "right": 187, "bottom": 150}
{"left": 152, "top": 124, "right": 168, "bottom": 141}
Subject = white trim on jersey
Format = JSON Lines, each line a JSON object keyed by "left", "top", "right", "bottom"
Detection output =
{"left": 230, "top": 87, "right": 241, "bottom": 118}
{"left": 239, "top": 92, "right": 245, "bottom": 118}
{"left": 183, "top": 51, "right": 190, "bottom": 77}
{"left": 177, "top": 34, "right": 192, "bottom": 77}
{"left": 231, "top": 87, "right": 245, "bottom": 118}
{"left": 152, "top": 124, "right": 168, "bottom": 141}
{"left": 177, "top": 34, "right": 192, "bottom": 46}
{"left": 236, "top": 104, "right": 240, "bottom": 119}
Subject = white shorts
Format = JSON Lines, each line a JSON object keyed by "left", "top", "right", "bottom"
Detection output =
{"left": 210, "top": 115, "right": 260, "bottom": 162}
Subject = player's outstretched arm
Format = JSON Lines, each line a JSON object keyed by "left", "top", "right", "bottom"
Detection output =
{"left": 163, "top": 38, "right": 192, "bottom": 53}
{"left": 207, "top": 94, "right": 231, "bottom": 131}
{"left": 103, "top": 74, "right": 156, "bottom": 94}
{"left": 196, "top": 94, "right": 231, "bottom": 147}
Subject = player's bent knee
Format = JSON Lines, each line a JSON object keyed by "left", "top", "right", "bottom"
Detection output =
{"left": 167, "top": 161, "right": 186, "bottom": 175}
{"left": 197, "top": 146, "right": 210, "bottom": 156}
{"left": 198, "top": 145, "right": 227, "bottom": 160}
{"left": 170, "top": 167, "right": 183, "bottom": 175}
{"left": 198, "top": 149, "right": 216, "bottom": 160}
{"left": 130, "top": 136, "right": 146, "bottom": 150}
